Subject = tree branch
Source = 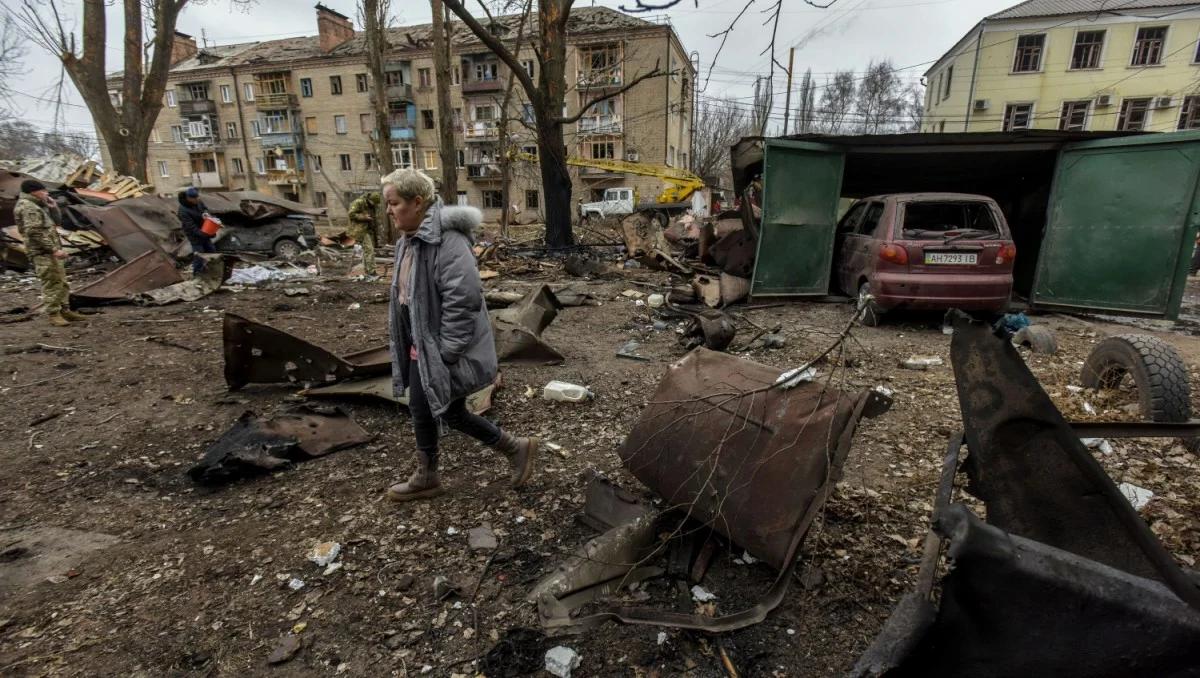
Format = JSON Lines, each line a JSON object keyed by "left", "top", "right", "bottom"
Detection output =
{"left": 440, "top": 0, "right": 538, "bottom": 104}
{"left": 559, "top": 60, "right": 664, "bottom": 124}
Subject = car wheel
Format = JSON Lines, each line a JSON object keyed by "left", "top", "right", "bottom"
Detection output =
{"left": 273, "top": 238, "right": 302, "bottom": 261}
{"left": 857, "top": 282, "right": 883, "bottom": 327}
{"left": 1081, "top": 334, "right": 1190, "bottom": 423}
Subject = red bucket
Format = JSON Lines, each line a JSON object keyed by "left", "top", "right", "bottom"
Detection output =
{"left": 200, "top": 217, "right": 221, "bottom": 237}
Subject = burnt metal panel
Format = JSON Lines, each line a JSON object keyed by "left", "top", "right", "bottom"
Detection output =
{"left": 71, "top": 250, "right": 183, "bottom": 304}
{"left": 222, "top": 313, "right": 390, "bottom": 390}
{"left": 70, "top": 203, "right": 173, "bottom": 262}
{"left": 490, "top": 284, "right": 565, "bottom": 364}
{"left": 1033, "top": 132, "right": 1200, "bottom": 318}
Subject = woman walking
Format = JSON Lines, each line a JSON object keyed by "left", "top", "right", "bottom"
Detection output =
{"left": 383, "top": 168, "right": 538, "bottom": 502}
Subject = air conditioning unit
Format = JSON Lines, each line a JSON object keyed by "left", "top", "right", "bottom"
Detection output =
{"left": 1095, "top": 93, "right": 1114, "bottom": 107}
{"left": 1154, "top": 96, "right": 1174, "bottom": 109}
{"left": 973, "top": 99, "right": 990, "bottom": 111}
{"left": 625, "top": 151, "right": 640, "bottom": 162}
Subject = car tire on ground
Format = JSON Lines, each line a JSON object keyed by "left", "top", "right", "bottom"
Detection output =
{"left": 1080, "top": 334, "right": 1191, "bottom": 424}
{"left": 857, "top": 281, "right": 883, "bottom": 327}
{"left": 273, "top": 238, "right": 302, "bottom": 261}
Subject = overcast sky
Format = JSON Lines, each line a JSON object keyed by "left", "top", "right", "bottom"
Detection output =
{"left": 7, "top": 0, "right": 1017, "bottom": 149}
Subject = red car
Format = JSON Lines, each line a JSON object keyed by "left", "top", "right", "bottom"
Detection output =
{"left": 833, "top": 193, "right": 1016, "bottom": 325}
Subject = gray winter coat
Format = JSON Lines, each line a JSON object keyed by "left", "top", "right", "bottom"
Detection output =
{"left": 388, "top": 199, "right": 498, "bottom": 416}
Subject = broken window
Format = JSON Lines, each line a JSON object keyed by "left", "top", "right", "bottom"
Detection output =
{"left": 1131, "top": 26, "right": 1167, "bottom": 66}
{"left": 901, "top": 202, "right": 1001, "bottom": 239}
{"left": 1012, "top": 34, "right": 1045, "bottom": 72}
{"left": 311, "top": 155, "right": 322, "bottom": 171}
{"left": 329, "top": 75, "right": 343, "bottom": 95}
{"left": 1002, "top": 103, "right": 1032, "bottom": 131}
{"left": 339, "top": 153, "right": 351, "bottom": 171}
{"left": 1059, "top": 100, "right": 1090, "bottom": 131}
{"left": 392, "top": 143, "right": 414, "bottom": 168}
{"left": 363, "top": 153, "right": 376, "bottom": 171}
{"left": 421, "top": 109, "right": 435, "bottom": 129}
{"left": 355, "top": 73, "right": 368, "bottom": 92}
{"left": 474, "top": 61, "right": 499, "bottom": 82}
{"left": 1179, "top": 96, "right": 1200, "bottom": 129}
{"left": 456, "top": 149, "right": 465, "bottom": 168}
{"left": 1118, "top": 98, "right": 1151, "bottom": 131}
{"left": 185, "top": 83, "right": 208, "bottom": 101}
{"left": 300, "top": 78, "right": 313, "bottom": 97}
{"left": 232, "top": 158, "right": 244, "bottom": 175}
{"left": 418, "top": 68, "right": 431, "bottom": 87}
{"left": 1071, "top": 30, "right": 1105, "bottom": 69}
{"left": 170, "top": 125, "right": 184, "bottom": 142}
{"left": 858, "top": 202, "right": 884, "bottom": 236}
{"left": 580, "top": 45, "right": 621, "bottom": 85}
{"left": 482, "top": 190, "right": 503, "bottom": 208}
{"left": 385, "top": 70, "right": 404, "bottom": 86}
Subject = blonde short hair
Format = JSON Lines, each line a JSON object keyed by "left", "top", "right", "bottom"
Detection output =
{"left": 381, "top": 168, "right": 436, "bottom": 203}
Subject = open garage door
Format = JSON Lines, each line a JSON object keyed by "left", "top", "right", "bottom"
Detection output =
{"left": 1033, "top": 133, "right": 1200, "bottom": 319}
{"left": 751, "top": 140, "right": 845, "bottom": 296}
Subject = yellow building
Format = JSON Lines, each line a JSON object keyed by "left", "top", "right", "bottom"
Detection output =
{"left": 924, "top": 1, "right": 1200, "bottom": 133}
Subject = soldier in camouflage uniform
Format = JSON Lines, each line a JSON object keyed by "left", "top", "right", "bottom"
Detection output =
{"left": 15, "top": 180, "right": 86, "bottom": 326}
{"left": 347, "top": 192, "right": 380, "bottom": 279}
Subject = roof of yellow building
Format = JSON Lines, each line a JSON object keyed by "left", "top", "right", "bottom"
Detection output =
{"left": 989, "top": 0, "right": 1200, "bottom": 21}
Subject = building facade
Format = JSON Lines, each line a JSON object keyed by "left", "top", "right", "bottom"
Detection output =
{"left": 923, "top": 1, "right": 1200, "bottom": 134}
{"left": 101, "top": 4, "right": 695, "bottom": 225}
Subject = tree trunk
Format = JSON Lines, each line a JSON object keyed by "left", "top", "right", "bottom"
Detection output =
{"left": 430, "top": 0, "right": 457, "bottom": 203}
{"left": 363, "top": 0, "right": 395, "bottom": 242}
{"left": 536, "top": 115, "right": 573, "bottom": 249}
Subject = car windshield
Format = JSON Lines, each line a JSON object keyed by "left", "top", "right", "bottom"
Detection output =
{"left": 902, "top": 202, "right": 1000, "bottom": 240}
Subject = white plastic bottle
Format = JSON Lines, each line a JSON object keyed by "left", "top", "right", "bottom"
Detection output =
{"left": 542, "top": 380, "right": 593, "bottom": 402}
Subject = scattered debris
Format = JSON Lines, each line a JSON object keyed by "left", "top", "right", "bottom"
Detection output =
{"left": 468, "top": 525, "right": 498, "bottom": 551}
{"left": 1013, "top": 324, "right": 1059, "bottom": 354}
{"left": 762, "top": 333, "right": 786, "bottom": 349}
{"left": 690, "top": 585, "right": 717, "bottom": 602}
{"left": 308, "top": 541, "right": 341, "bottom": 567}
{"left": 482, "top": 628, "right": 545, "bottom": 677}
{"left": 133, "top": 255, "right": 232, "bottom": 306}
{"left": 544, "top": 646, "right": 581, "bottom": 678}
{"left": 646, "top": 293, "right": 665, "bottom": 308}
{"left": 267, "top": 634, "right": 302, "bottom": 665}
{"left": 679, "top": 310, "right": 737, "bottom": 351}
{"left": 188, "top": 405, "right": 372, "bottom": 485}
{"left": 901, "top": 356, "right": 944, "bottom": 370}
{"left": 222, "top": 313, "right": 389, "bottom": 390}
{"left": 71, "top": 250, "right": 183, "bottom": 305}
{"left": 1081, "top": 438, "right": 1115, "bottom": 455}
{"left": 491, "top": 284, "right": 565, "bottom": 364}
{"left": 615, "top": 339, "right": 649, "bottom": 361}
{"left": 1118, "top": 482, "right": 1155, "bottom": 510}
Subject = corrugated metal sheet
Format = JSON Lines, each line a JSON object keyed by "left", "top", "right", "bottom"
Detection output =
{"left": 989, "top": 0, "right": 1200, "bottom": 20}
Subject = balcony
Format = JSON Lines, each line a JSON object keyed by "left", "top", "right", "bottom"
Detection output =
{"left": 255, "top": 92, "right": 299, "bottom": 109}
{"left": 466, "top": 162, "right": 502, "bottom": 181}
{"left": 369, "top": 125, "right": 416, "bottom": 141}
{"left": 188, "top": 171, "right": 224, "bottom": 188}
{"left": 260, "top": 131, "right": 303, "bottom": 149}
{"left": 184, "top": 136, "right": 223, "bottom": 152}
{"left": 578, "top": 114, "right": 623, "bottom": 135}
{"left": 578, "top": 71, "right": 623, "bottom": 88}
{"left": 369, "top": 83, "right": 414, "bottom": 103}
{"left": 462, "top": 78, "right": 504, "bottom": 94}
{"left": 179, "top": 99, "right": 216, "bottom": 116}
{"left": 266, "top": 168, "right": 305, "bottom": 185}
{"left": 464, "top": 120, "right": 499, "bottom": 140}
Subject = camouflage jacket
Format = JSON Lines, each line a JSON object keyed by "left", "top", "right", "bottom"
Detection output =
{"left": 347, "top": 193, "right": 380, "bottom": 226}
{"left": 15, "top": 193, "right": 61, "bottom": 257}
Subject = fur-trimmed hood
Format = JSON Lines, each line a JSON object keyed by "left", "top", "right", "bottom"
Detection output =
{"left": 411, "top": 197, "right": 481, "bottom": 245}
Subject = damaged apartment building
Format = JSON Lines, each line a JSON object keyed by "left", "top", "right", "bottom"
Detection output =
{"left": 100, "top": 3, "right": 695, "bottom": 225}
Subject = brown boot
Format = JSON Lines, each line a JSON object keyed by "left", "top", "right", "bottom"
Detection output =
{"left": 492, "top": 432, "right": 539, "bottom": 488}
{"left": 46, "top": 313, "right": 69, "bottom": 327}
{"left": 386, "top": 451, "right": 444, "bottom": 502}
{"left": 61, "top": 310, "right": 88, "bottom": 322}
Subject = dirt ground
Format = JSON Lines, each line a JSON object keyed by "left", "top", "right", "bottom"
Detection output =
{"left": 1, "top": 249, "right": 1198, "bottom": 677}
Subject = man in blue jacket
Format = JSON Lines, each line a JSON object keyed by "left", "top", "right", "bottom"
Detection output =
{"left": 177, "top": 187, "right": 214, "bottom": 273}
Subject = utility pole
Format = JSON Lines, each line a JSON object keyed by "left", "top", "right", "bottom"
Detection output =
{"left": 430, "top": 0, "right": 458, "bottom": 204}
{"left": 782, "top": 47, "right": 795, "bottom": 135}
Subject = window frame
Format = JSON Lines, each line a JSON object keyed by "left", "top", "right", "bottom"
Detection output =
{"left": 300, "top": 78, "right": 313, "bottom": 97}
{"left": 1179, "top": 95, "right": 1200, "bottom": 129}
{"left": 525, "top": 189, "right": 539, "bottom": 210}
{"left": 355, "top": 73, "right": 369, "bottom": 93}
{"left": 1069, "top": 29, "right": 1106, "bottom": 70}
{"left": 329, "top": 75, "right": 343, "bottom": 95}
{"left": 232, "top": 157, "right": 245, "bottom": 175}
{"left": 418, "top": 68, "right": 432, "bottom": 87}
{"left": 1130, "top": 25, "right": 1169, "bottom": 67}
{"left": 1011, "top": 33, "right": 1046, "bottom": 74}
{"left": 220, "top": 85, "right": 233, "bottom": 103}
{"left": 254, "top": 157, "right": 266, "bottom": 175}
{"left": 1118, "top": 97, "right": 1153, "bottom": 131}
{"left": 1002, "top": 102, "right": 1034, "bottom": 131}
{"left": 157, "top": 160, "right": 169, "bottom": 178}
{"left": 334, "top": 114, "right": 348, "bottom": 134}
{"left": 421, "top": 109, "right": 435, "bottom": 129}
{"left": 339, "top": 153, "right": 352, "bottom": 171}
{"left": 225, "top": 121, "right": 239, "bottom": 139}
{"left": 424, "top": 149, "right": 439, "bottom": 170}
{"left": 1058, "top": 100, "right": 1091, "bottom": 131}
{"left": 482, "top": 190, "right": 504, "bottom": 209}
{"left": 243, "top": 83, "right": 255, "bottom": 101}
{"left": 170, "top": 125, "right": 184, "bottom": 143}
{"left": 360, "top": 113, "right": 372, "bottom": 133}
{"left": 165, "top": 90, "right": 177, "bottom": 107}
{"left": 942, "top": 65, "right": 953, "bottom": 101}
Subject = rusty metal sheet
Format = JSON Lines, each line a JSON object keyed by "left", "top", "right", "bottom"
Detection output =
{"left": 187, "top": 405, "right": 371, "bottom": 485}
{"left": 71, "top": 250, "right": 183, "bottom": 304}
{"left": 201, "top": 191, "right": 327, "bottom": 221}
{"left": 949, "top": 311, "right": 1200, "bottom": 602}
{"left": 133, "top": 254, "right": 231, "bottom": 305}
{"left": 490, "top": 284, "right": 565, "bottom": 364}
{"left": 223, "top": 313, "right": 390, "bottom": 390}
{"left": 70, "top": 202, "right": 174, "bottom": 262}
{"left": 579, "top": 472, "right": 651, "bottom": 533}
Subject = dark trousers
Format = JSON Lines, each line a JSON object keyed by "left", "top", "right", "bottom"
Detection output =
{"left": 189, "top": 234, "right": 216, "bottom": 273}
{"left": 400, "top": 307, "right": 500, "bottom": 469}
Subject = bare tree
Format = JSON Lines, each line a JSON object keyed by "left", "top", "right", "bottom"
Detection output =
{"left": 794, "top": 68, "right": 816, "bottom": 135}
{"left": 493, "top": 0, "right": 532, "bottom": 237}
{"left": 441, "top": 0, "right": 665, "bottom": 248}
{"left": 430, "top": 0, "right": 458, "bottom": 203}
{"left": 817, "top": 70, "right": 856, "bottom": 135}
{"left": 692, "top": 97, "right": 747, "bottom": 185}
{"left": 15, "top": 0, "right": 249, "bottom": 182}
{"left": 0, "top": 14, "right": 26, "bottom": 113}
{"left": 902, "top": 81, "right": 924, "bottom": 132}
{"left": 360, "top": 0, "right": 396, "bottom": 241}
{"left": 751, "top": 75, "right": 772, "bottom": 135}
{"left": 855, "top": 58, "right": 905, "bottom": 134}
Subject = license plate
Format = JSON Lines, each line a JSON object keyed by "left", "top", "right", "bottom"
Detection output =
{"left": 925, "top": 252, "right": 977, "bottom": 265}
